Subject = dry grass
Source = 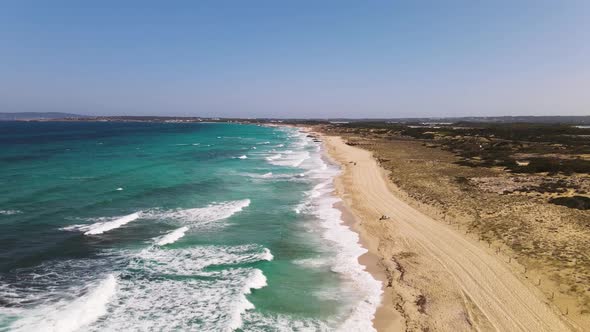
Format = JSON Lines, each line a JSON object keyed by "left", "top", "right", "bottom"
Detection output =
{"left": 321, "top": 125, "right": 590, "bottom": 325}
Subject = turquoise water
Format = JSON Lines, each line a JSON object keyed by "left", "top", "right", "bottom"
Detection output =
{"left": 0, "top": 122, "right": 380, "bottom": 331}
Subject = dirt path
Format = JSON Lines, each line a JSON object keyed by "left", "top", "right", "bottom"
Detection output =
{"left": 324, "top": 135, "right": 577, "bottom": 331}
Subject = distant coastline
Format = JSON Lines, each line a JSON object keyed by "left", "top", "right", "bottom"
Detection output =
{"left": 2, "top": 112, "right": 590, "bottom": 125}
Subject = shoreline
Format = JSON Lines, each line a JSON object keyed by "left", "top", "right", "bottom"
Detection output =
{"left": 317, "top": 131, "right": 577, "bottom": 331}
{"left": 315, "top": 128, "right": 401, "bottom": 331}
{"left": 334, "top": 200, "right": 401, "bottom": 331}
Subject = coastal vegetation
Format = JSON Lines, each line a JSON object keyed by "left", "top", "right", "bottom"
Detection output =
{"left": 319, "top": 121, "right": 590, "bottom": 326}
{"left": 333, "top": 121, "right": 590, "bottom": 198}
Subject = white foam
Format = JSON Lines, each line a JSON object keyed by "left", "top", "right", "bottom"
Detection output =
{"left": 63, "top": 200, "right": 250, "bottom": 235}
{"left": 10, "top": 275, "right": 117, "bottom": 332}
{"left": 240, "top": 172, "right": 274, "bottom": 179}
{"left": 116, "top": 187, "right": 123, "bottom": 191}
{"left": 265, "top": 153, "right": 282, "bottom": 161}
{"left": 155, "top": 226, "right": 189, "bottom": 246}
{"left": 240, "top": 172, "right": 307, "bottom": 183}
{"left": 286, "top": 126, "right": 382, "bottom": 331}
{"left": 261, "top": 248, "right": 274, "bottom": 261}
{"left": 91, "top": 269, "right": 267, "bottom": 332}
{"left": 59, "top": 223, "right": 88, "bottom": 232}
{"left": 237, "top": 155, "right": 248, "bottom": 159}
{"left": 243, "top": 269, "right": 266, "bottom": 296}
{"left": 133, "top": 245, "right": 272, "bottom": 275}
{"left": 87, "top": 246, "right": 271, "bottom": 331}
{"left": 84, "top": 212, "right": 142, "bottom": 235}
{"left": 293, "top": 257, "right": 330, "bottom": 269}
{"left": 0, "top": 209, "right": 21, "bottom": 215}
{"left": 146, "top": 199, "right": 250, "bottom": 226}
{"left": 228, "top": 269, "right": 268, "bottom": 331}
{"left": 318, "top": 195, "right": 382, "bottom": 331}
{"left": 242, "top": 311, "right": 330, "bottom": 331}
{"left": 266, "top": 151, "right": 310, "bottom": 167}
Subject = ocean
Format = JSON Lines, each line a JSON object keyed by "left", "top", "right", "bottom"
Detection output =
{"left": 0, "top": 122, "right": 381, "bottom": 332}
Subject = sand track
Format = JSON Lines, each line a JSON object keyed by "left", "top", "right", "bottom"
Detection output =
{"left": 324, "top": 136, "right": 576, "bottom": 331}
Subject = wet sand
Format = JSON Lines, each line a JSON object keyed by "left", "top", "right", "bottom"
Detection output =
{"left": 334, "top": 201, "right": 403, "bottom": 331}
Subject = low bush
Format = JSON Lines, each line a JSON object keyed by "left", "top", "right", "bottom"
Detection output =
{"left": 549, "top": 196, "right": 590, "bottom": 210}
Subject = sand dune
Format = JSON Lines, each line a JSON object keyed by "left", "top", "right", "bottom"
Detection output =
{"left": 323, "top": 135, "right": 577, "bottom": 331}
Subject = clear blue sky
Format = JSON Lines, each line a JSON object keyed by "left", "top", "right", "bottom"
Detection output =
{"left": 1, "top": 1, "right": 588, "bottom": 118}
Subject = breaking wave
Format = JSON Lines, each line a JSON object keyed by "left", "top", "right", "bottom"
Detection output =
{"left": 88, "top": 245, "right": 272, "bottom": 331}
{"left": 61, "top": 212, "right": 142, "bottom": 235}
{"left": 144, "top": 199, "right": 250, "bottom": 225}
{"left": 0, "top": 210, "right": 22, "bottom": 216}
{"left": 154, "top": 226, "right": 189, "bottom": 246}
{"left": 8, "top": 275, "right": 117, "bottom": 332}
{"left": 62, "top": 200, "right": 250, "bottom": 236}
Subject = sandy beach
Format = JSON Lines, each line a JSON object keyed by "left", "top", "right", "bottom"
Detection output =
{"left": 321, "top": 134, "right": 578, "bottom": 331}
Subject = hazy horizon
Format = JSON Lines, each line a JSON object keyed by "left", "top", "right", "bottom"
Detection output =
{"left": 3, "top": 111, "right": 590, "bottom": 120}
{"left": 1, "top": 1, "right": 589, "bottom": 118}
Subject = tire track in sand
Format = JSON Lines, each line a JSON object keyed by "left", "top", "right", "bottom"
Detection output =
{"left": 325, "top": 136, "right": 576, "bottom": 332}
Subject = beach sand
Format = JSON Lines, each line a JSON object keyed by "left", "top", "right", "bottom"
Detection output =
{"left": 335, "top": 201, "right": 403, "bottom": 331}
{"left": 321, "top": 134, "right": 578, "bottom": 331}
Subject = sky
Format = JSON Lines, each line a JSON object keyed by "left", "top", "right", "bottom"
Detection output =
{"left": 0, "top": 0, "right": 589, "bottom": 118}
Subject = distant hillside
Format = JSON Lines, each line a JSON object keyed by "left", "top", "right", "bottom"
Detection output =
{"left": 0, "top": 112, "right": 87, "bottom": 120}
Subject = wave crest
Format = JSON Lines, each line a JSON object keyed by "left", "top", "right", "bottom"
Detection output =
{"left": 10, "top": 275, "right": 117, "bottom": 332}
{"left": 146, "top": 199, "right": 250, "bottom": 225}
{"left": 0, "top": 209, "right": 22, "bottom": 215}
{"left": 154, "top": 226, "right": 189, "bottom": 246}
{"left": 62, "top": 199, "right": 250, "bottom": 236}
